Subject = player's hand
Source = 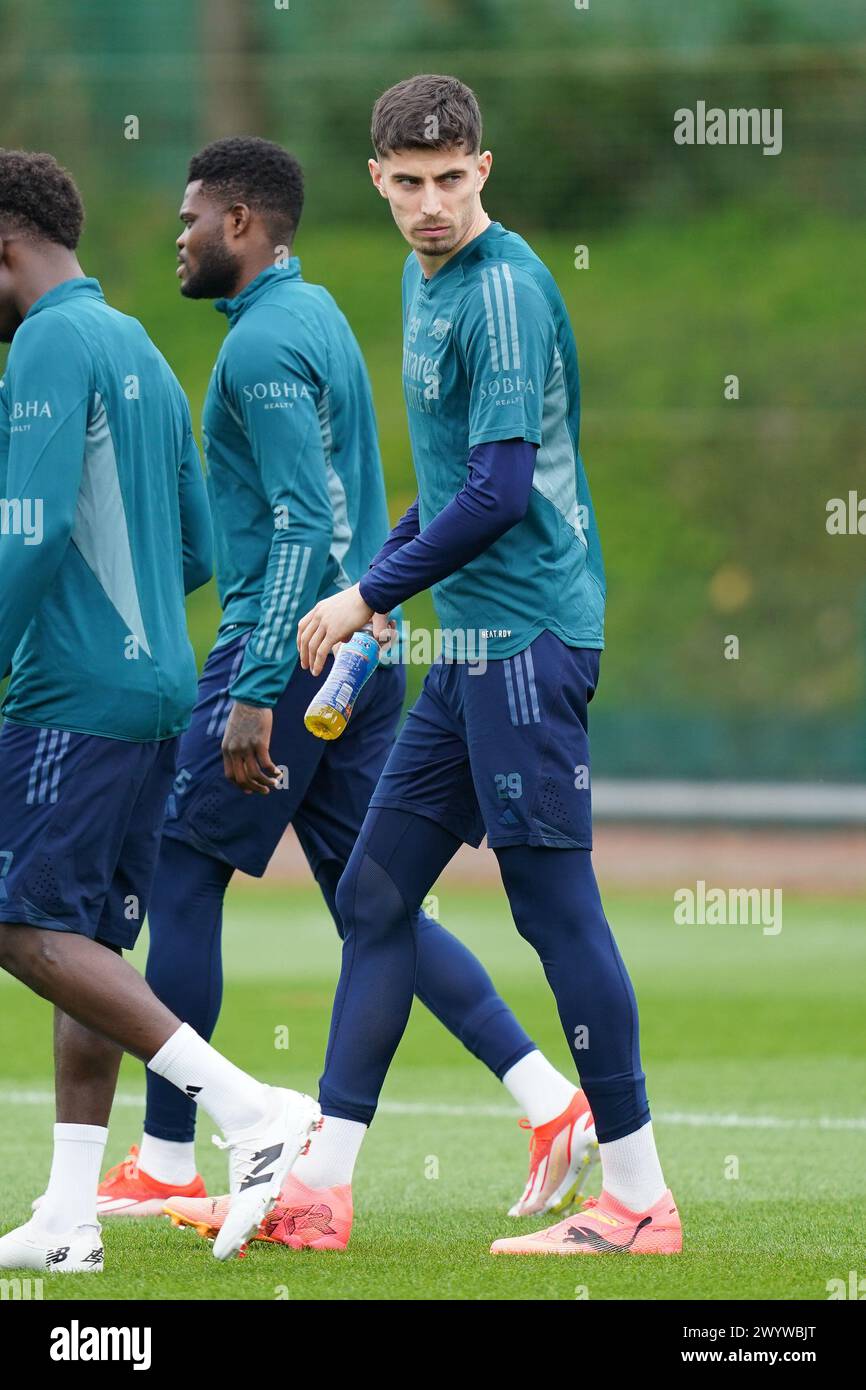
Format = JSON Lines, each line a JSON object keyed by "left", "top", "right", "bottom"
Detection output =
{"left": 222, "top": 702, "right": 280, "bottom": 795}
{"left": 371, "top": 612, "right": 397, "bottom": 652}
{"left": 297, "top": 584, "right": 374, "bottom": 676}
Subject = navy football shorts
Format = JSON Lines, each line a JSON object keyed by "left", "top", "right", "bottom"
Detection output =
{"left": 162, "top": 630, "right": 408, "bottom": 878}
{"left": 369, "top": 632, "right": 601, "bottom": 850}
{"left": 0, "top": 724, "right": 178, "bottom": 948}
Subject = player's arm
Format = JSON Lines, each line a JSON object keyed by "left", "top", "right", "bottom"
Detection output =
{"left": 368, "top": 494, "right": 421, "bottom": 567}
{"left": 177, "top": 406, "right": 213, "bottom": 595}
{"left": 360, "top": 255, "right": 422, "bottom": 635}
{"left": 220, "top": 324, "right": 334, "bottom": 792}
{"left": 0, "top": 313, "right": 90, "bottom": 678}
{"left": 356, "top": 439, "right": 536, "bottom": 615}
{"left": 297, "top": 442, "right": 536, "bottom": 675}
{"left": 362, "top": 494, "right": 421, "bottom": 648}
{"left": 298, "top": 270, "right": 552, "bottom": 674}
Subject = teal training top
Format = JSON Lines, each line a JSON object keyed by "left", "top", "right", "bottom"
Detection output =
{"left": 203, "top": 261, "right": 398, "bottom": 708}
{"left": 0, "top": 277, "right": 212, "bottom": 741}
{"left": 401, "top": 221, "right": 605, "bottom": 657}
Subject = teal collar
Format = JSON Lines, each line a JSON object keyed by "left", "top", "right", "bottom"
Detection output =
{"left": 25, "top": 276, "right": 104, "bottom": 320}
{"left": 215, "top": 260, "right": 302, "bottom": 325}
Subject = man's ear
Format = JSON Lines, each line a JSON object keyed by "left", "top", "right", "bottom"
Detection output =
{"left": 368, "top": 159, "right": 388, "bottom": 199}
{"left": 226, "top": 202, "right": 252, "bottom": 238}
{"left": 477, "top": 150, "right": 493, "bottom": 192}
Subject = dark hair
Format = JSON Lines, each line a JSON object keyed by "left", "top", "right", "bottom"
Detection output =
{"left": 371, "top": 75, "right": 482, "bottom": 157}
{"left": 0, "top": 149, "right": 84, "bottom": 249}
{"left": 188, "top": 137, "right": 304, "bottom": 242}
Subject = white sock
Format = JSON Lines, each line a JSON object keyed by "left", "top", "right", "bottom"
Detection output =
{"left": 138, "top": 1133, "right": 197, "bottom": 1186}
{"left": 599, "top": 1120, "right": 666, "bottom": 1211}
{"left": 501, "top": 1050, "right": 577, "bottom": 1129}
{"left": 31, "top": 1122, "right": 108, "bottom": 1235}
{"left": 147, "top": 1022, "right": 269, "bottom": 1138}
{"left": 291, "top": 1116, "right": 366, "bottom": 1188}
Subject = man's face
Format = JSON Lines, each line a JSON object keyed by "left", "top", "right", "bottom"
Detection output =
{"left": 176, "top": 181, "right": 241, "bottom": 299}
{"left": 369, "top": 146, "right": 492, "bottom": 259}
{"left": 0, "top": 236, "right": 23, "bottom": 343}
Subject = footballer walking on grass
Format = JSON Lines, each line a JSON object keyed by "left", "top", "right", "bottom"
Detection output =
{"left": 0, "top": 150, "right": 321, "bottom": 1271}
{"left": 82, "top": 138, "right": 598, "bottom": 1246}
{"left": 295, "top": 76, "right": 682, "bottom": 1256}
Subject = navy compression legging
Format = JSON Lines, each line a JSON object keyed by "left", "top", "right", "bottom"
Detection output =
{"left": 143, "top": 831, "right": 535, "bottom": 1142}
{"left": 319, "top": 807, "right": 650, "bottom": 1143}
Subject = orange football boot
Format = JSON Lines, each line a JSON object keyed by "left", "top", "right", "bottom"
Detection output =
{"left": 509, "top": 1089, "right": 599, "bottom": 1217}
{"left": 492, "top": 1187, "right": 682, "bottom": 1255}
{"left": 165, "top": 1174, "right": 353, "bottom": 1251}
{"left": 96, "top": 1145, "right": 206, "bottom": 1217}
{"left": 261, "top": 1174, "right": 352, "bottom": 1250}
{"left": 165, "top": 1193, "right": 232, "bottom": 1239}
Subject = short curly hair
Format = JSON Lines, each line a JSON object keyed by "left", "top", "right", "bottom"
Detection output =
{"left": 188, "top": 137, "right": 304, "bottom": 242}
{"left": 0, "top": 149, "right": 84, "bottom": 249}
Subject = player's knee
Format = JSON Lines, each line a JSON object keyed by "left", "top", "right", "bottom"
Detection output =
{"left": 335, "top": 849, "right": 409, "bottom": 945}
{"left": 27, "top": 928, "right": 68, "bottom": 983}
{"left": 511, "top": 912, "right": 550, "bottom": 957}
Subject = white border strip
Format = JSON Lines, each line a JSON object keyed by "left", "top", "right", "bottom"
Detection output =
{"left": 594, "top": 779, "right": 866, "bottom": 826}
{"left": 0, "top": 1090, "right": 863, "bottom": 1131}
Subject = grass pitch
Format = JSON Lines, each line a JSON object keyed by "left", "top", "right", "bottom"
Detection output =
{"left": 0, "top": 880, "right": 863, "bottom": 1301}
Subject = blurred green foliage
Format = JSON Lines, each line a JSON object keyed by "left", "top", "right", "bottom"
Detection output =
{"left": 1, "top": 0, "right": 864, "bottom": 777}
{"left": 2, "top": 0, "right": 865, "bottom": 227}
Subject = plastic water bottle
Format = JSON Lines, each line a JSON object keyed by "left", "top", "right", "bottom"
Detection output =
{"left": 304, "top": 626, "right": 381, "bottom": 740}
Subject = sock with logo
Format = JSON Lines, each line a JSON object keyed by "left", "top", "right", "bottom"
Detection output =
{"left": 146, "top": 1022, "right": 269, "bottom": 1138}
{"left": 137, "top": 1133, "right": 198, "bottom": 1186}
{"left": 598, "top": 1120, "right": 666, "bottom": 1212}
{"left": 291, "top": 1116, "right": 366, "bottom": 1189}
{"left": 501, "top": 1050, "right": 578, "bottom": 1129}
{"left": 31, "top": 1123, "right": 108, "bottom": 1235}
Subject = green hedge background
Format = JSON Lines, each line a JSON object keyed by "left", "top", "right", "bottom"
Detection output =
{"left": 2, "top": 0, "right": 864, "bottom": 778}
